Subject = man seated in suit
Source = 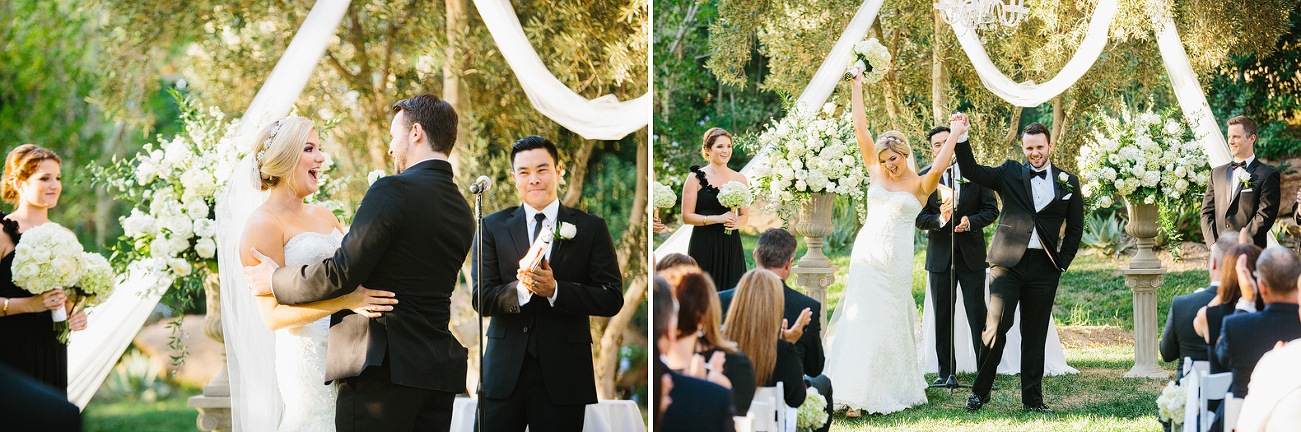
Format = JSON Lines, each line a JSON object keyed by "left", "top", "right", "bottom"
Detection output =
{"left": 1161, "top": 233, "right": 1239, "bottom": 373}
{"left": 718, "top": 228, "right": 831, "bottom": 432}
{"left": 1216, "top": 246, "right": 1301, "bottom": 401}
{"left": 473, "top": 136, "right": 625, "bottom": 432}
{"left": 1236, "top": 292, "right": 1301, "bottom": 432}
{"left": 0, "top": 364, "right": 79, "bottom": 432}
{"left": 655, "top": 276, "right": 736, "bottom": 432}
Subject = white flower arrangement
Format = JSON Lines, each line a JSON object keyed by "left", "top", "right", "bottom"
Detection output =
{"left": 748, "top": 102, "right": 870, "bottom": 223}
{"left": 652, "top": 182, "right": 677, "bottom": 210}
{"left": 716, "top": 180, "right": 753, "bottom": 235}
{"left": 843, "top": 37, "right": 891, "bottom": 84}
{"left": 796, "top": 386, "right": 829, "bottom": 432}
{"left": 1076, "top": 107, "right": 1208, "bottom": 210}
{"left": 12, "top": 223, "right": 117, "bottom": 343}
{"left": 1156, "top": 380, "right": 1186, "bottom": 425}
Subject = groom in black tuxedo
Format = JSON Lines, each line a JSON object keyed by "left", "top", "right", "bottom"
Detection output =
{"left": 473, "top": 136, "right": 624, "bottom": 432}
{"left": 244, "top": 94, "right": 475, "bottom": 431}
{"left": 916, "top": 125, "right": 1000, "bottom": 384}
{"left": 1201, "top": 115, "right": 1280, "bottom": 249}
{"left": 955, "top": 121, "right": 1084, "bottom": 413}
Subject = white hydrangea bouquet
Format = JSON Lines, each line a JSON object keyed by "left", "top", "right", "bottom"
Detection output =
{"left": 796, "top": 386, "right": 829, "bottom": 432}
{"left": 652, "top": 181, "right": 677, "bottom": 210}
{"left": 90, "top": 91, "right": 240, "bottom": 308}
{"left": 748, "top": 102, "right": 870, "bottom": 224}
{"left": 12, "top": 223, "right": 117, "bottom": 342}
{"left": 716, "top": 180, "right": 753, "bottom": 235}
{"left": 1156, "top": 380, "right": 1186, "bottom": 429}
{"left": 843, "top": 37, "right": 891, "bottom": 84}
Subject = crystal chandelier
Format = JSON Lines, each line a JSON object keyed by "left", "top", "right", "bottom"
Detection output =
{"left": 934, "top": 0, "right": 1031, "bottom": 43}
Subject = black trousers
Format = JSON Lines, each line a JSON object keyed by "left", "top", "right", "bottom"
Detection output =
{"left": 336, "top": 357, "right": 457, "bottom": 432}
{"left": 971, "top": 248, "right": 1060, "bottom": 405}
{"left": 929, "top": 250, "right": 989, "bottom": 378}
{"left": 476, "top": 355, "right": 585, "bottom": 432}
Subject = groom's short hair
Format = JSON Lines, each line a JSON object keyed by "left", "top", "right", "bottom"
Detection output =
{"left": 511, "top": 135, "right": 561, "bottom": 166}
{"left": 754, "top": 229, "right": 797, "bottom": 269}
{"left": 391, "top": 94, "right": 458, "bottom": 154}
{"left": 1022, "top": 122, "right": 1051, "bottom": 143}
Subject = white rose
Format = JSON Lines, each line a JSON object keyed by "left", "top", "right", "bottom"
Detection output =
{"left": 795, "top": 180, "right": 807, "bottom": 191}
{"left": 31, "top": 247, "right": 51, "bottom": 263}
{"left": 367, "top": 170, "right": 386, "bottom": 186}
{"left": 13, "top": 244, "right": 31, "bottom": 262}
{"left": 151, "top": 236, "right": 174, "bottom": 258}
{"left": 15, "top": 263, "right": 40, "bottom": 282}
{"left": 193, "top": 218, "right": 216, "bottom": 238}
{"left": 52, "top": 256, "right": 81, "bottom": 281}
{"left": 558, "top": 222, "right": 577, "bottom": 240}
{"left": 1144, "top": 195, "right": 1155, "bottom": 205}
{"left": 169, "top": 236, "right": 190, "bottom": 255}
{"left": 194, "top": 237, "right": 217, "bottom": 259}
{"left": 169, "top": 258, "right": 192, "bottom": 277}
{"left": 186, "top": 199, "right": 210, "bottom": 218}
{"left": 1098, "top": 196, "right": 1113, "bottom": 208}
{"left": 167, "top": 214, "right": 194, "bottom": 239}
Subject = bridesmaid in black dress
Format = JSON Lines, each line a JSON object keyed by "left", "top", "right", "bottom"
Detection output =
{"left": 681, "top": 128, "right": 748, "bottom": 291}
{"left": 0, "top": 145, "right": 87, "bottom": 394}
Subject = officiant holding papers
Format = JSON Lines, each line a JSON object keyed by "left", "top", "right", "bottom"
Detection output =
{"left": 472, "top": 136, "right": 624, "bottom": 432}
{"left": 916, "top": 126, "right": 999, "bottom": 384}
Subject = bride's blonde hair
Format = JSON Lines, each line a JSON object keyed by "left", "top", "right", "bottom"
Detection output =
{"left": 875, "top": 131, "right": 911, "bottom": 159}
{"left": 253, "top": 116, "right": 316, "bottom": 194}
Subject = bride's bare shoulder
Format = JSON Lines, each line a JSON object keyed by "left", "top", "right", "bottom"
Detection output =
{"left": 242, "top": 207, "right": 284, "bottom": 240}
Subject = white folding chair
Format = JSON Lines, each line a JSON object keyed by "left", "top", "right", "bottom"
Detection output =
{"left": 753, "top": 385, "right": 782, "bottom": 432}
{"left": 746, "top": 400, "right": 772, "bottom": 432}
{"left": 733, "top": 414, "right": 755, "bottom": 432}
{"left": 1199, "top": 370, "right": 1233, "bottom": 432}
{"left": 1224, "top": 395, "right": 1243, "bottom": 432}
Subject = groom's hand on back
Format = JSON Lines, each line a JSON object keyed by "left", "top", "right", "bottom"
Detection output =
{"left": 244, "top": 247, "right": 280, "bottom": 296}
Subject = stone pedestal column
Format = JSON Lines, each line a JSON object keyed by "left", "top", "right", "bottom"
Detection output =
{"left": 1123, "top": 200, "right": 1169, "bottom": 379}
{"left": 788, "top": 193, "right": 839, "bottom": 337}
{"left": 188, "top": 272, "right": 231, "bottom": 431}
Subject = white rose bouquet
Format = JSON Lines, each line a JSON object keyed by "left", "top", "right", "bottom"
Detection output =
{"left": 796, "top": 387, "right": 829, "bottom": 432}
{"left": 12, "top": 223, "right": 84, "bottom": 325}
{"left": 1156, "top": 380, "right": 1186, "bottom": 427}
{"left": 843, "top": 37, "right": 891, "bottom": 84}
{"left": 748, "top": 102, "right": 870, "bottom": 224}
{"left": 716, "top": 180, "right": 753, "bottom": 235}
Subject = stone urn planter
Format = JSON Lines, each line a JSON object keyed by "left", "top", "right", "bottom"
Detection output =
{"left": 789, "top": 193, "right": 838, "bottom": 337}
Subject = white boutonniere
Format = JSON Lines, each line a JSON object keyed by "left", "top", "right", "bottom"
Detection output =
{"left": 367, "top": 169, "right": 385, "bottom": 186}
{"left": 1235, "top": 170, "right": 1253, "bottom": 189}
{"left": 1056, "top": 172, "right": 1073, "bottom": 193}
{"left": 553, "top": 222, "right": 577, "bottom": 242}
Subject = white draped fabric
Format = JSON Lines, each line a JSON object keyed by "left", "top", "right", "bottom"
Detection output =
{"left": 472, "top": 0, "right": 650, "bottom": 140}
{"left": 66, "top": 263, "right": 167, "bottom": 408}
{"left": 1150, "top": 9, "right": 1231, "bottom": 166}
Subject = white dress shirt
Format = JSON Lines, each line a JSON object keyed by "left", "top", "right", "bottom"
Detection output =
{"left": 1231, "top": 155, "right": 1256, "bottom": 195}
{"left": 518, "top": 199, "right": 560, "bottom": 307}
{"left": 938, "top": 164, "right": 961, "bottom": 227}
{"left": 1026, "top": 163, "right": 1054, "bottom": 250}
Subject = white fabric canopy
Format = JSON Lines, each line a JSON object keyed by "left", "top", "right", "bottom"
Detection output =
{"left": 1151, "top": 8, "right": 1230, "bottom": 166}
{"left": 472, "top": 0, "right": 650, "bottom": 140}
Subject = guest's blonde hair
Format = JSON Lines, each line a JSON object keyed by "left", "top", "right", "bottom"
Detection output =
{"left": 722, "top": 269, "right": 784, "bottom": 387}
{"left": 253, "top": 116, "right": 317, "bottom": 194}
{"left": 875, "top": 130, "right": 911, "bottom": 159}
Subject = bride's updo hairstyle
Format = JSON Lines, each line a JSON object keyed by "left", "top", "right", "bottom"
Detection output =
{"left": 875, "top": 130, "right": 911, "bottom": 159}
{"left": 700, "top": 127, "right": 733, "bottom": 159}
{"left": 2, "top": 144, "right": 60, "bottom": 204}
{"left": 252, "top": 116, "right": 316, "bottom": 194}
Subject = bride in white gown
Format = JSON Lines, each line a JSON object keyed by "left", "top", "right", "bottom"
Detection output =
{"left": 226, "top": 116, "right": 397, "bottom": 431}
{"left": 822, "top": 75, "right": 967, "bottom": 415}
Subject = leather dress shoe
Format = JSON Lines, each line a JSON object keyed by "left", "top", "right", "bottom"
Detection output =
{"left": 1023, "top": 403, "right": 1054, "bottom": 413}
{"left": 964, "top": 394, "right": 986, "bottom": 412}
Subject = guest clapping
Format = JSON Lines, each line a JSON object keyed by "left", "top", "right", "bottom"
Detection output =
{"left": 722, "top": 269, "right": 805, "bottom": 408}
{"left": 655, "top": 276, "right": 736, "bottom": 432}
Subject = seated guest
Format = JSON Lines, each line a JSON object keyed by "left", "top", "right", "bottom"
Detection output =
{"left": 657, "top": 253, "right": 698, "bottom": 273}
{"left": 0, "top": 364, "right": 80, "bottom": 432}
{"left": 661, "top": 265, "right": 756, "bottom": 413}
{"left": 723, "top": 269, "right": 806, "bottom": 409}
{"left": 1195, "top": 244, "right": 1262, "bottom": 374}
{"left": 655, "top": 276, "right": 736, "bottom": 432}
{"left": 1215, "top": 246, "right": 1301, "bottom": 399}
{"left": 1236, "top": 301, "right": 1301, "bottom": 432}
{"left": 719, "top": 229, "right": 823, "bottom": 377}
{"left": 1161, "top": 233, "right": 1238, "bottom": 372}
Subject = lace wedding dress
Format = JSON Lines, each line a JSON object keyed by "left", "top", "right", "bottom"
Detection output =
{"left": 275, "top": 228, "right": 344, "bottom": 432}
{"left": 823, "top": 185, "right": 928, "bottom": 414}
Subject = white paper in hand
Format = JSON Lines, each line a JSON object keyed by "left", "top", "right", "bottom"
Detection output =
{"left": 522, "top": 225, "right": 554, "bottom": 270}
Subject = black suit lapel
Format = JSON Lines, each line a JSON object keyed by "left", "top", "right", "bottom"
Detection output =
{"left": 1022, "top": 163, "right": 1036, "bottom": 211}
{"left": 1231, "top": 159, "right": 1262, "bottom": 206}
{"left": 507, "top": 207, "right": 530, "bottom": 258}
{"left": 551, "top": 205, "right": 578, "bottom": 264}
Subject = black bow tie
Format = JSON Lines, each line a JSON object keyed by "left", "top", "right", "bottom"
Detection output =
{"left": 1031, "top": 169, "right": 1048, "bottom": 180}
{"left": 1230, "top": 161, "right": 1248, "bottom": 169}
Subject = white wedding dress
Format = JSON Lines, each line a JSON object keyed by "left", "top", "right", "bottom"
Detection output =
{"left": 274, "top": 228, "right": 344, "bottom": 432}
{"left": 823, "top": 185, "right": 928, "bottom": 414}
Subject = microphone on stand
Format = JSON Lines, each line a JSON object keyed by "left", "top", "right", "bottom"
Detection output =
{"left": 470, "top": 176, "right": 492, "bottom": 194}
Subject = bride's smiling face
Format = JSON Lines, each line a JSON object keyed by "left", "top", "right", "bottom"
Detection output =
{"left": 291, "top": 129, "right": 326, "bottom": 197}
{"left": 878, "top": 150, "right": 906, "bottom": 179}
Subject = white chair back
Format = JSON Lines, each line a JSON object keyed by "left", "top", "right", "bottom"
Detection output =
{"left": 746, "top": 400, "right": 772, "bottom": 432}
{"left": 1181, "top": 361, "right": 1200, "bottom": 431}
{"left": 1224, "top": 396, "right": 1243, "bottom": 432}
{"left": 1199, "top": 370, "right": 1233, "bottom": 432}
{"left": 753, "top": 384, "right": 783, "bottom": 432}
{"left": 733, "top": 414, "right": 755, "bottom": 432}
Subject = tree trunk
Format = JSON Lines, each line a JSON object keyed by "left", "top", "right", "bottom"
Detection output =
{"left": 1052, "top": 94, "right": 1065, "bottom": 145}
{"left": 561, "top": 139, "right": 599, "bottom": 207}
{"left": 1005, "top": 106, "right": 1023, "bottom": 143}
{"left": 444, "top": 0, "right": 470, "bottom": 175}
{"left": 931, "top": 10, "right": 948, "bottom": 124}
{"left": 595, "top": 135, "right": 648, "bottom": 399}
{"left": 873, "top": 22, "right": 900, "bottom": 123}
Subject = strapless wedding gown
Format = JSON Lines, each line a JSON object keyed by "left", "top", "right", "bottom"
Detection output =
{"left": 275, "top": 229, "right": 343, "bottom": 432}
{"left": 823, "top": 185, "right": 928, "bottom": 414}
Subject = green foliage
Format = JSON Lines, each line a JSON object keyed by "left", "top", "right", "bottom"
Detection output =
{"left": 578, "top": 152, "right": 639, "bottom": 238}
{"left": 1082, "top": 212, "right": 1131, "bottom": 257}
{"left": 1206, "top": 6, "right": 1301, "bottom": 159}
{"left": 94, "top": 348, "right": 177, "bottom": 403}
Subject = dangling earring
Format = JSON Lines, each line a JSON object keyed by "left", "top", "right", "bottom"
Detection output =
{"left": 697, "top": 329, "right": 705, "bottom": 338}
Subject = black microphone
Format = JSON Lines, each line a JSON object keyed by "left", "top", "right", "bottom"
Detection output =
{"left": 470, "top": 176, "right": 492, "bottom": 194}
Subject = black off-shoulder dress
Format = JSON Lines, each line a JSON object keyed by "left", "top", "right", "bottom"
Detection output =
{"left": 0, "top": 215, "right": 67, "bottom": 393}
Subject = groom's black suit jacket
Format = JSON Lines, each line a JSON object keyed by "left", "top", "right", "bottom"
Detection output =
{"left": 916, "top": 165, "right": 999, "bottom": 272}
{"left": 954, "top": 141, "right": 1085, "bottom": 271}
{"left": 473, "top": 204, "right": 624, "bottom": 405}
{"left": 271, "top": 159, "right": 475, "bottom": 393}
{"left": 1201, "top": 159, "right": 1280, "bottom": 248}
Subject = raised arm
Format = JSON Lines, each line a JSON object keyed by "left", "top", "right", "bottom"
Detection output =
{"left": 954, "top": 138, "right": 1005, "bottom": 193}
{"left": 850, "top": 77, "right": 879, "bottom": 181}
{"left": 918, "top": 116, "right": 967, "bottom": 197}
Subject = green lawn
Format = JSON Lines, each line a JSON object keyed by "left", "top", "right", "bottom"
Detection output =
{"left": 84, "top": 391, "right": 200, "bottom": 432}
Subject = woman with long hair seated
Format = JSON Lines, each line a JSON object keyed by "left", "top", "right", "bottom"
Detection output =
{"left": 660, "top": 264, "right": 756, "bottom": 413}
{"left": 723, "top": 268, "right": 804, "bottom": 409}
{"left": 1195, "top": 243, "right": 1264, "bottom": 373}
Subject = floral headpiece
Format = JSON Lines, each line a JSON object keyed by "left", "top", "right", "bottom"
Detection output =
{"left": 257, "top": 120, "right": 284, "bottom": 164}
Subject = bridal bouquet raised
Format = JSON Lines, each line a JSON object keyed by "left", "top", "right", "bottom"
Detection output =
{"left": 843, "top": 37, "right": 891, "bottom": 84}
{"left": 716, "top": 180, "right": 753, "bottom": 235}
{"left": 1156, "top": 380, "right": 1186, "bottom": 428}
{"left": 12, "top": 223, "right": 117, "bottom": 342}
{"left": 748, "top": 102, "right": 870, "bottom": 223}
{"left": 796, "top": 387, "right": 829, "bottom": 432}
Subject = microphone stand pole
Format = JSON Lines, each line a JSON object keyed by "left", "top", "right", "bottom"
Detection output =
{"left": 928, "top": 164, "right": 971, "bottom": 394}
{"left": 474, "top": 188, "right": 486, "bottom": 430}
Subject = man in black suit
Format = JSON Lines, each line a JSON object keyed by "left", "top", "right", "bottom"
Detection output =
{"left": 245, "top": 94, "right": 475, "bottom": 431}
{"left": 916, "top": 125, "right": 1000, "bottom": 384}
{"left": 1161, "top": 233, "right": 1238, "bottom": 373}
{"left": 718, "top": 228, "right": 822, "bottom": 377}
{"left": 955, "top": 121, "right": 1085, "bottom": 413}
{"left": 473, "top": 136, "right": 624, "bottom": 432}
{"left": 1215, "top": 246, "right": 1301, "bottom": 399}
{"left": 1201, "top": 115, "right": 1280, "bottom": 249}
{"left": 654, "top": 276, "right": 735, "bottom": 432}
{"left": 0, "top": 364, "right": 80, "bottom": 432}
